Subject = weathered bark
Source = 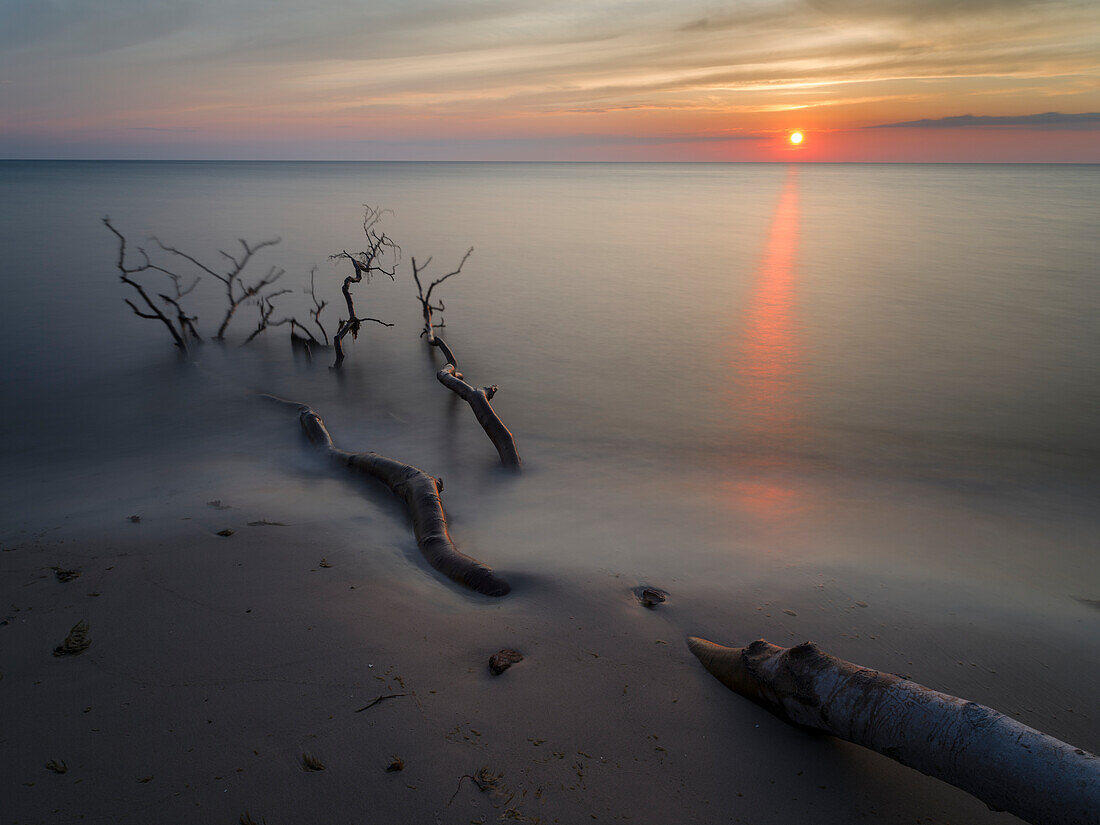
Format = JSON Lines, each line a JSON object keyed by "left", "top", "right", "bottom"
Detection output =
{"left": 688, "top": 636, "right": 1100, "bottom": 825}
{"left": 437, "top": 365, "right": 521, "bottom": 469}
{"left": 412, "top": 252, "right": 521, "bottom": 470}
{"left": 263, "top": 395, "right": 510, "bottom": 597}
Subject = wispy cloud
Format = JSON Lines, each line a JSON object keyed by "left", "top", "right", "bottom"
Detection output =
{"left": 128, "top": 126, "right": 201, "bottom": 133}
{"left": 2, "top": 0, "right": 1099, "bottom": 158}
{"left": 872, "top": 112, "right": 1100, "bottom": 129}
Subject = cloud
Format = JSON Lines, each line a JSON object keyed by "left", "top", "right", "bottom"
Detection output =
{"left": 357, "top": 132, "right": 769, "bottom": 148}
{"left": 3, "top": 0, "right": 1099, "bottom": 158}
{"left": 0, "top": 0, "right": 196, "bottom": 55}
{"left": 872, "top": 112, "right": 1100, "bottom": 129}
{"left": 128, "top": 126, "right": 200, "bottom": 132}
{"left": 804, "top": 0, "right": 1050, "bottom": 21}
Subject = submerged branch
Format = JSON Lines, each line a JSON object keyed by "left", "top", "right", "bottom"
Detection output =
{"left": 329, "top": 206, "right": 398, "bottom": 368}
{"left": 261, "top": 395, "right": 509, "bottom": 597}
{"left": 105, "top": 217, "right": 187, "bottom": 350}
{"left": 412, "top": 251, "right": 521, "bottom": 469}
{"left": 437, "top": 365, "right": 520, "bottom": 469}
{"left": 155, "top": 235, "right": 282, "bottom": 340}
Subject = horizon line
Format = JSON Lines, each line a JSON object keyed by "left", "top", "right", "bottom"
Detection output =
{"left": 3, "top": 158, "right": 1099, "bottom": 165}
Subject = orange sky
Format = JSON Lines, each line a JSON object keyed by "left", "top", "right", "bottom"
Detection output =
{"left": 1, "top": 0, "right": 1098, "bottom": 160}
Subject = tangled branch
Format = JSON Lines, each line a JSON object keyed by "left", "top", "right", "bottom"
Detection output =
{"left": 330, "top": 206, "right": 398, "bottom": 369}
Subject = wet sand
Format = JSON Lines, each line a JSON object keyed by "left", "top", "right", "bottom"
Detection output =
{"left": 2, "top": 482, "right": 1096, "bottom": 825}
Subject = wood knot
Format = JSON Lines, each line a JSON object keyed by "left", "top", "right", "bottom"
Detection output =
{"left": 788, "top": 642, "right": 820, "bottom": 660}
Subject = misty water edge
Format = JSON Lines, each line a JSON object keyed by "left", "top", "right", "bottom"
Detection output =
{"left": 1, "top": 161, "right": 1097, "bottom": 820}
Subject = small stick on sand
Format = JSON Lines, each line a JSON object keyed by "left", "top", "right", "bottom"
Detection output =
{"left": 355, "top": 693, "right": 406, "bottom": 712}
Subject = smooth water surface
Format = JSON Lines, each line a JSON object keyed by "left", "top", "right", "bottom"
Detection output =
{"left": 1, "top": 161, "right": 1097, "bottom": 747}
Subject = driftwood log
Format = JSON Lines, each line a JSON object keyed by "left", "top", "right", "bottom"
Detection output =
{"left": 688, "top": 636, "right": 1100, "bottom": 825}
{"left": 412, "top": 252, "right": 521, "bottom": 469}
{"left": 263, "top": 395, "right": 510, "bottom": 597}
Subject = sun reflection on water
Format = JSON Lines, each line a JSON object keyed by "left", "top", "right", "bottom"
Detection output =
{"left": 726, "top": 167, "right": 805, "bottom": 516}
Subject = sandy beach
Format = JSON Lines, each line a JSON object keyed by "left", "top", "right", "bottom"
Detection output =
{"left": 3, "top": 454, "right": 1097, "bottom": 825}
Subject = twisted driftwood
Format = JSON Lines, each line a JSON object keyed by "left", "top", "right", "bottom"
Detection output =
{"left": 412, "top": 252, "right": 521, "bottom": 469}
{"left": 263, "top": 396, "right": 509, "bottom": 597}
{"left": 330, "top": 207, "right": 397, "bottom": 369}
{"left": 688, "top": 636, "right": 1100, "bottom": 825}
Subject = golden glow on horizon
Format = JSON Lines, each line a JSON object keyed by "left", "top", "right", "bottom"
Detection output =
{"left": 5, "top": 0, "right": 1099, "bottom": 161}
{"left": 789, "top": 131, "right": 804, "bottom": 145}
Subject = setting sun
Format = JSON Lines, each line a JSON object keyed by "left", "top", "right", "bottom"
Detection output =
{"left": 789, "top": 131, "right": 804, "bottom": 145}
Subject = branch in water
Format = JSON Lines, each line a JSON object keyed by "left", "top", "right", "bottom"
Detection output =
{"left": 260, "top": 395, "right": 510, "bottom": 597}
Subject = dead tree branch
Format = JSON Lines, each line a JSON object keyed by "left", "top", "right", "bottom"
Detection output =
{"left": 154, "top": 235, "right": 283, "bottom": 340}
{"left": 242, "top": 289, "right": 293, "bottom": 345}
{"left": 104, "top": 217, "right": 189, "bottom": 350}
{"left": 306, "top": 268, "right": 330, "bottom": 346}
{"left": 412, "top": 252, "right": 521, "bottom": 470}
{"left": 260, "top": 395, "right": 510, "bottom": 597}
{"left": 329, "top": 206, "right": 398, "bottom": 369}
{"left": 688, "top": 636, "right": 1100, "bottom": 825}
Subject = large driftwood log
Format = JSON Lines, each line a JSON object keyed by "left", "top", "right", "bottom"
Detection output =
{"left": 688, "top": 636, "right": 1100, "bottom": 825}
{"left": 411, "top": 252, "right": 521, "bottom": 470}
{"left": 263, "top": 395, "right": 510, "bottom": 597}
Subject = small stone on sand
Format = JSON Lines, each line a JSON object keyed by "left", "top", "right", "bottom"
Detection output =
{"left": 52, "top": 567, "right": 81, "bottom": 582}
{"left": 489, "top": 649, "right": 524, "bottom": 675}
{"left": 635, "top": 586, "right": 668, "bottom": 608}
{"left": 53, "top": 620, "right": 91, "bottom": 656}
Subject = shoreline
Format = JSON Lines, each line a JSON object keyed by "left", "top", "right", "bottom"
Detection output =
{"left": 3, "top": 506, "right": 1096, "bottom": 824}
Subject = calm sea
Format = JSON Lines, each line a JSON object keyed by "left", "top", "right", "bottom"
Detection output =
{"left": 0, "top": 161, "right": 1097, "bottom": 687}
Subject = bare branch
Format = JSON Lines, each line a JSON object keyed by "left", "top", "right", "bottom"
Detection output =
{"left": 424, "top": 247, "right": 473, "bottom": 306}
{"left": 306, "top": 267, "right": 330, "bottom": 345}
{"left": 329, "top": 207, "right": 397, "bottom": 369}
{"left": 412, "top": 249, "right": 472, "bottom": 345}
{"left": 410, "top": 246, "right": 520, "bottom": 469}
{"left": 105, "top": 217, "right": 187, "bottom": 350}
{"left": 123, "top": 298, "right": 161, "bottom": 320}
{"left": 242, "top": 288, "right": 293, "bottom": 345}
{"left": 154, "top": 233, "right": 282, "bottom": 340}
{"left": 154, "top": 238, "right": 224, "bottom": 283}
{"left": 158, "top": 292, "right": 202, "bottom": 342}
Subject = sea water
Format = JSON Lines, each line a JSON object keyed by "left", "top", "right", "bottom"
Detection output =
{"left": 1, "top": 160, "right": 1097, "bottom": 747}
